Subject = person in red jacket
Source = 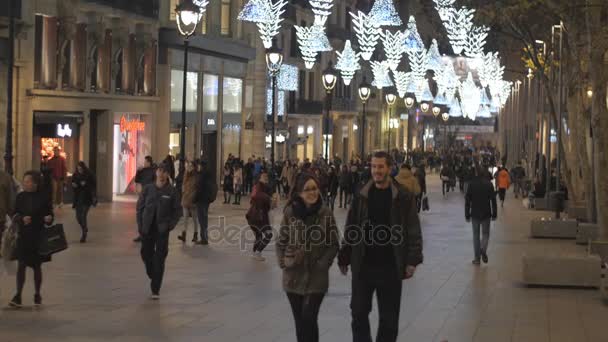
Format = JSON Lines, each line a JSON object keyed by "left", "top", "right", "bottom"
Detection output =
{"left": 46, "top": 147, "right": 67, "bottom": 208}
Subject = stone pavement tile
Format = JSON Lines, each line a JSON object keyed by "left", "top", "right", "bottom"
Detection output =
{"left": 473, "top": 326, "right": 513, "bottom": 342}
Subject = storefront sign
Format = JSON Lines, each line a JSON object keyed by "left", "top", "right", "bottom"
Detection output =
{"left": 207, "top": 118, "right": 216, "bottom": 126}
{"left": 56, "top": 124, "right": 72, "bottom": 137}
{"left": 120, "top": 116, "right": 146, "bottom": 132}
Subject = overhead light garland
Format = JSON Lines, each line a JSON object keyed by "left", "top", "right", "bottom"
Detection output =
{"left": 434, "top": 60, "right": 459, "bottom": 102}
{"left": 277, "top": 64, "right": 299, "bottom": 91}
{"left": 371, "top": 61, "right": 393, "bottom": 89}
{"left": 460, "top": 72, "right": 481, "bottom": 119}
{"left": 425, "top": 39, "right": 443, "bottom": 72}
{"left": 465, "top": 25, "right": 489, "bottom": 59}
{"left": 309, "top": 0, "right": 334, "bottom": 26}
{"left": 407, "top": 49, "right": 428, "bottom": 81}
{"left": 295, "top": 25, "right": 319, "bottom": 69}
{"left": 444, "top": 7, "right": 475, "bottom": 55}
{"left": 449, "top": 96, "right": 463, "bottom": 117}
{"left": 381, "top": 30, "right": 406, "bottom": 71}
{"left": 256, "top": 0, "right": 287, "bottom": 49}
{"left": 433, "top": 0, "right": 456, "bottom": 22}
{"left": 434, "top": 91, "right": 448, "bottom": 106}
{"left": 310, "top": 25, "right": 333, "bottom": 52}
{"left": 335, "top": 40, "right": 361, "bottom": 86}
{"left": 406, "top": 77, "right": 420, "bottom": 101}
{"left": 393, "top": 71, "right": 412, "bottom": 98}
{"left": 368, "top": 0, "right": 403, "bottom": 27}
{"left": 351, "top": 11, "right": 381, "bottom": 61}
{"left": 238, "top": 0, "right": 274, "bottom": 23}
{"left": 404, "top": 16, "right": 425, "bottom": 52}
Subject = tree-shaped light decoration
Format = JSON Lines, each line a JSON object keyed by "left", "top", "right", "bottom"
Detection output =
{"left": 420, "top": 81, "right": 434, "bottom": 102}
{"left": 460, "top": 72, "right": 481, "bottom": 119}
{"left": 238, "top": 0, "right": 273, "bottom": 23}
{"left": 406, "top": 77, "right": 420, "bottom": 101}
{"left": 478, "top": 52, "right": 500, "bottom": 88}
{"left": 476, "top": 104, "right": 491, "bottom": 118}
{"left": 393, "top": 71, "right": 412, "bottom": 98}
{"left": 335, "top": 40, "right": 361, "bottom": 86}
{"left": 465, "top": 25, "right": 489, "bottom": 59}
{"left": 256, "top": 0, "right": 288, "bottom": 48}
{"left": 407, "top": 49, "right": 428, "bottom": 82}
{"left": 370, "top": 61, "right": 393, "bottom": 89}
{"left": 479, "top": 87, "right": 491, "bottom": 107}
{"left": 309, "top": 0, "right": 333, "bottom": 26}
{"left": 368, "top": 0, "right": 402, "bottom": 27}
{"left": 310, "top": 25, "right": 333, "bottom": 52}
{"left": 433, "top": 0, "right": 456, "bottom": 22}
{"left": 381, "top": 30, "right": 406, "bottom": 71}
{"left": 414, "top": 78, "right": 429, "bottom": 103}
{"left": 434, "top": 91, "right": 448, "bottom": 106}
{"left": 449, "top": 96, "right": 463, "bottom": 117}
{"left": 499, "top": 80, "right": 512, "bottom": 107}
{"left": 444, "top": 7, "right": 475, "bottom": 55}
{"left": 435, "top": 60, "right": 459, "bottom": 102}
{"left": 351, "top": 11, "right": 381, "bottom": 61}
{"left": 425, "top": 39, "right": 443, "bottom": 72}
{"left": 277, "top": 64, "right": 299, "bottom": 91}
{"left": 404, "top": 16, "right": 424, "bottom": 52}
{"left": 295, "top": 25, "right": 319, "bottom": 69}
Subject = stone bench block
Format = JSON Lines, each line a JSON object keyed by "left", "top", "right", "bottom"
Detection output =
{"left": 530, "top": 218, "right": 578, "bottom": 239}
{"left": 577, "top": 224, "right": 599, "bottom": 245}
{"left": 567, "top": 206, "right": 589, "bottom": 222}
{"left": 589, "top": 240, "right": 608, "bottom": 263}
{"left": 522, "top": 253, "right": 602, "bottom": 288}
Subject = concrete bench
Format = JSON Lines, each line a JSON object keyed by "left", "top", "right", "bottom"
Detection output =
{"left": 522, "top": 253, "right": 602, "bottom": 288}
{"left": 589, "top": 240, "right": 608, "bottom": 263}
{"left": 530, "top": 218, "right": 578, "bottom": 239}
{"left": 576, "top": 223, "right": 599, "bottom": 245}
{"left": 567, "top": 205, "right": 589, "bottom": 222}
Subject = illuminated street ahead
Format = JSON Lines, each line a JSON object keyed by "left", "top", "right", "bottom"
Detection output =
{"left": 1, "top": 177, "right": 606, "bottom": 342}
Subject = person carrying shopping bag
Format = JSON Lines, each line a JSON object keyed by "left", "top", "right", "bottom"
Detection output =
{"left": 178, "top": 161, "right": 200, "bottom": 244}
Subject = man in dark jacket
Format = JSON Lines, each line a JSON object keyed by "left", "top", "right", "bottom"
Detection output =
{"left": 194, "top": 161, "right": 216, "bottom": 245}
{"left": 338, "top": 151, "right": 423, "bottom": 342}
{"left": 133, "top": 156, "right": 156, "bottom": 242}
{"left": 137, "top": 163, "right": 181, "bottom": 299}
{"left": 465, "top": 165, "right": 498, "bottom": 265}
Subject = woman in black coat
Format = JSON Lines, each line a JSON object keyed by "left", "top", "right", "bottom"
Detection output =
{"left": 10, "top": 170, "right": 54, "bottom": 308}
{"left": 72, "top": 161, "right": 96, "bottom": 243}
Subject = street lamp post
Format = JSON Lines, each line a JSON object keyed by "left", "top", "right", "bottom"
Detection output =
{"left": 265, "top": 44, "right": 283, "bottom": 180}
{"left": 175, "top": 0, "right": 203, "bottom": 181}
{"left": 4, "top": 0, "right": 15, "bottom": 175}
{"left": 442, "top": 112, "right": 449, "bottom": 151}
{"left": 358, "top": 77, "right": 371, "bottom": 159}
{"left": 404, "top": 94, "right": 415, "bottom": 152}
{"left": 385, "top": 88, "right": 397, "bottom": 152}
{"left": 322, "top": 61, "right": 337, "bottom": 163}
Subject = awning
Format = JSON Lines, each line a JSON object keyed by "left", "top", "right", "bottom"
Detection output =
{"left": 159, "top": 28, "right": 256, "bottom": 63}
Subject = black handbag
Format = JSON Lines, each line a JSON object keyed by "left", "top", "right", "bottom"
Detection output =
{"left": 39, "top": 224, "right": 68, "bottom": 256}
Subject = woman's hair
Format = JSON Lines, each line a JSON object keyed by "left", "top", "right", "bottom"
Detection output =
{"left": 23, "top": 170, "right": 42, "bottom": 186}
{"left": 77, "top": 161, "right": 89, "bottom": 174}
{"left": 286, "top": 172, "right": 321, "bottom": 208}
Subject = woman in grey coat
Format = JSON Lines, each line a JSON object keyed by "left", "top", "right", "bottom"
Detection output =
{"left": 276, "top": 173, "right": 340, "bottom": 342}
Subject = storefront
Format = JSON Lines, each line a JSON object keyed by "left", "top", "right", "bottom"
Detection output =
{"left": 33, "top": 111, "right": 84, "bottom": 173}
{"left": 112, "top": 113, "right": 152, "bottom": 195}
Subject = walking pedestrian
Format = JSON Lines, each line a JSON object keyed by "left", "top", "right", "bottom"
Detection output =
{"left": 327, "top": 166, "right": 339, "bottom": 211}
{"left": 511, "top": 162, "right": 526, "bottom": 198}
{"left": 137, "top": 163, "right": 181, "bottom": 299}
{"left": 222, "top": 163, "right": 233, "bottom": 204}
{"left": 277, "top": 173, "right": 340, "bottom": 342}
{"left": 440, "top": 163, "right": 454, "bottom": 197}
{"left": 9, "top": 171, "right": 54, "bottom": 308}
{"left": 338, "top": 165, "right": 351, "bottom": 208}
{"left": 233, "top": 163, "right": 243, "bottom": 205}
{"left": 133, "top": 156, "right": 156, "bottom": 243}
{"left": 194, "top": 161, "right": 216, "bottom": 245}
{"left": 178, "top": 160, "right": 199, "bottom": 243}
{"left": 71, "top": 162, "right": 96, "bottom": 243}
{"left": 46, "top": 147, "right": 67, "bottom": 208}
{"left": 495, "top": 166, "right": 511, "bottom": 207}
{"left": 246, "top": 171, "right": 273, "bottom": 261}
{"left": 338, "top": 151, "right": 423, "bottom": 342}
{"left": 465, "top": 165, "right": 498, "bottom": 265}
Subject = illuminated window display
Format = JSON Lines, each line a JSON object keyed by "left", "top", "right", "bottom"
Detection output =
{"left": 112, "top": 113, "right": 151, "bottom": 195}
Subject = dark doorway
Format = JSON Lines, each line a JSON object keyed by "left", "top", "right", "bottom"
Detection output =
{"left": 202, "top": 132, "right": 217, "bottom": 183}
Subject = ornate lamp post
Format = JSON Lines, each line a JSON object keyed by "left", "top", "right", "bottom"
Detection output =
{"left": 175, "top": 0, "right": 204, "bottom": 180}
{"left": 385, "top": 88, "right": 397, "bottom": 152}
{"left": 322, "top": 61, "right": 337, "bottom": 162}
{"left": 358, "top": 77, "right": 371, "bottom": 158}
{"left": 265, "top": 43, "right": 283, "bottom": 179}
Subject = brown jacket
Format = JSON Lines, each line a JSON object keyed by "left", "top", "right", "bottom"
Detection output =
{"left": 181, "top": 171, "right": 198, "bottom": 209}
{"left": 276, "top": 204, "right": 340, "bottom": 295}
{"left": 394, "top": 168, "right": 421, "bottom": 195}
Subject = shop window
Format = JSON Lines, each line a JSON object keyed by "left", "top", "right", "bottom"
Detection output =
{"left": 203, "top": 74, "right": 219, "bottom": 112}
{"left": 222, "top": 77, "right": 243, "bottom": 162}
{"left": 112, "top": 114, "right": 151, "bottom": 195}
{"left": 114, "top": 49, "right": 123, "bottom": 93}
{"left": 221, "top": 0, "right": 231, "bottom": 36}
{"left": 171, "top": 69, "right": 198, "bottom": 112}
{"left": 223, "top": 77, "right": 243, "bottom": 113}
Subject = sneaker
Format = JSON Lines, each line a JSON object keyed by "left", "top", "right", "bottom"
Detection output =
{"left": 253, "top": 252, "right": 266, "bottom": 262}
{"left": 192, "top": 232, "right": 199, "bottom": 243}
{"left": 472, "top": 260, "right": 481, "bottom": 265}
{"left": 481, "top": 251, "right": 488, "bottom": 264}
{"left": 150, "top": 293, "right": 160, "bottom": 300}
{"left": 34, "top": 294, "right": 42, "bottom": 306}
{"left": 178, "top": 231, "right": 186, "bottom": 243}
{"left": 9, "top": 295, "right": 22, "bottom": 308}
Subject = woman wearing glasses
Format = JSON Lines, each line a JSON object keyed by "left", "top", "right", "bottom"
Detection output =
{"left": 276, "top": 173, "right": 340, "bottom": 342}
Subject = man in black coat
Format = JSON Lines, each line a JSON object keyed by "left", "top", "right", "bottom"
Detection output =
{"left": 194, "top": 161, "right": 217, "bottom": 245}
{"left": 465, "top": 165, "right": 498, "bottom": 265}
{"left": 137, "top": 163, "right": 181, "bottom": 299}
{"left": 133, "top": 156, "right": 156, "bottom": 242}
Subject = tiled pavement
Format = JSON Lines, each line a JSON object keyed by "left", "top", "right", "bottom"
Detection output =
{"left": 0, "top": 176, "right": 607, "bottom": 342}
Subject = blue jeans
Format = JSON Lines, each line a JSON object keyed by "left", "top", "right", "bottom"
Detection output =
{"left": 472, "top": 218, "right": 491, "bottom": 260}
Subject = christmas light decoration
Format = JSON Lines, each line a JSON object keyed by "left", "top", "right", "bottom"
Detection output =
{"left": 478, "top": 52, "right": 501, "bottom": 87}
{"left": 479, "top": 87, "right": 491, "bottom": 106}
{"left": 335, "top": 40, "right": 361, "bottom": 86}
{"left": 460, "top": 72, "right": 481, "bottom": 119}
{"left": 368, "top": 0, "right": 402, "bottom": 27}
{"left": 434, "top": 92, "right": 448, "bottom": 106}
{"left": 277, "top": 64, "right": 299, "bottom": 91}
{"left": 434, "top": 61, "right": 459, "bottom": 102}
{"left": 309, "top": 0, "right": 334, "bottom": 26}
{"left": 238, "top": 0, "right": 273, "bottom": 23}
{"left": 476, "top": 104, "right": 491, "bottom": 118}
{"left": 414, "top": 78, "right": 427, "bottom": 102}
{"left": 499, "top": 80, "right": 512, "bottom": 106}
{"left": 310, "top": 25, "right": 333, "bottom": 52}
{"left": 465, "top": 25, "right": 489, "bottom": 59}
{"left": 420, "top": 80, "right": 434, "bottom": 102}
{"left": 444, "top": 7, "right": 475, "bottom": 54}
{"left": 433, "top": 0, "right": 456, "bottom": 22}
{"left": 351, "top": 11, "right": 381, "bottom": 61}
{"left": 404, "top": 16, "right": 424, "bottom": 52}
{"left": 295, "top": 25, "right": 319, "bottom": 69}
{"left": 371, "top": 61, "right": 393, "bottom": 89}
{"left": 406, "top": 77, "right": 419, "bottom": 101}
{"left": 256, "top": 0, "right": 287, "bottom": 49}
{"left": 266, "top": 88, "right": 285, "bottom": 116}
{"left": 407, "top": 49, "right": 427, "bottom": 81}
{"left": 381, "top": 30, "right": 406, "bottom": 71}
{"left": 393, "top": 71, "right": 412, "bottom": 98}
{"left": 449, "top": 96, "right": 463, "bottom": 117}
{"left": 425, "top": 39, "right": 443, "bottom": 72}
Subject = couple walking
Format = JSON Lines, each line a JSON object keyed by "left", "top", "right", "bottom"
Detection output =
{"left": 276, "top": 151, "right": 423, "bottom": 342}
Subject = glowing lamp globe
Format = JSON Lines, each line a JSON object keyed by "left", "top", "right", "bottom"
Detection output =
{"left": 432, "top": 106, "right": 441, "bottom": 116}
{"left": 176, "top": 0, "right": 204, "bottom": 38}
{"left": 420, "top": 103, "right": 430, "bottom": 113}
{"left": 322, "top": 61, "right": 338, "bottom": 93}
{"left": 442, "top": 112, "right": 449, "bottom": 122}
{"left": 405, "top": 96, "right": 415, "bottom": 108}
{"left": 385, "top": 92, "right": 397, "bottom": 105}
